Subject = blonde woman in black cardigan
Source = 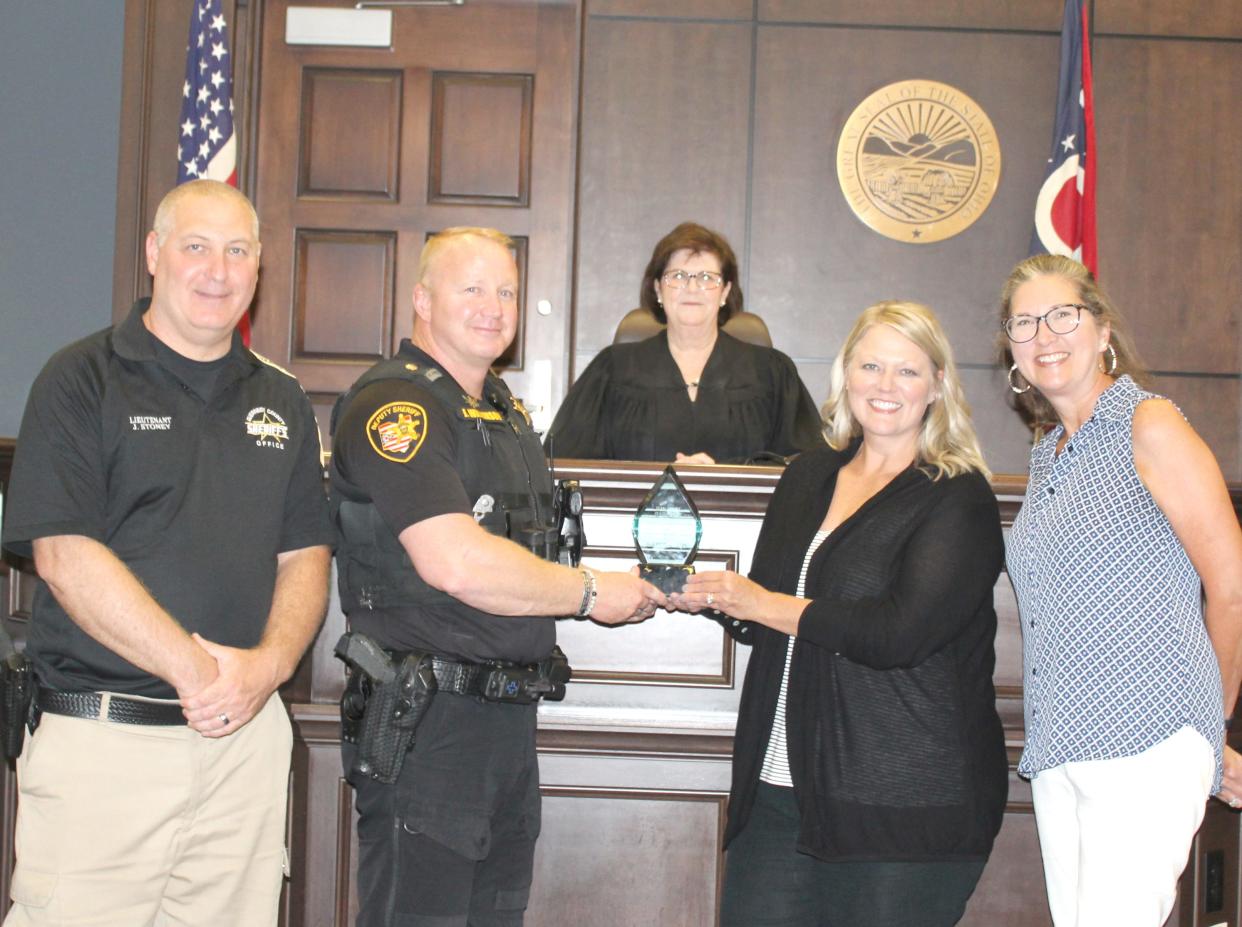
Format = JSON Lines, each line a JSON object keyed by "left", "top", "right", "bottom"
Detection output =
{"left": 672, "top": 301, "right": 1007, "bottom": 927}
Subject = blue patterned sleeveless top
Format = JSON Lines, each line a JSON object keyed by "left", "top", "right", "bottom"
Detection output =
{"left": 1007, "top": 376, "right": 1223, "bottom": 789}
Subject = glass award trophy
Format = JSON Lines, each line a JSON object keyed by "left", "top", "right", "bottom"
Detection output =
{"left": 632, "top": 466, "right": 702, "bottom": 595}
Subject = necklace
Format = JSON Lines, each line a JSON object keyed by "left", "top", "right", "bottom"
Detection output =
{"left": 685, "top": 380, "right": 699, "bottom": 389}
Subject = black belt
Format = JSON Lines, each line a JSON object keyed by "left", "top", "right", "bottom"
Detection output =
{"left": 429, "top": 656, "right": 516, "bottom": 698}
{"left": 36, "top": 688, "right": 186, "bottom": 726}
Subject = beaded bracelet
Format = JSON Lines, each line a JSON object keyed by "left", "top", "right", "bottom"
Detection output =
{"left": 575, "top": 567, "right": 597, "bottom": 617}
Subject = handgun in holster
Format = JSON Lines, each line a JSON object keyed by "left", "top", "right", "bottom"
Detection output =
{"left": 0, "top": 649, "right": 33, "bottom": 761}
{"left": 335, "top": 632, "right": 436, "bottom": 784}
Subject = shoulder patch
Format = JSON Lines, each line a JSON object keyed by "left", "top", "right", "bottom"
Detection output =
{"left": 366, "top": 401, "right": 428, "bottom": 463}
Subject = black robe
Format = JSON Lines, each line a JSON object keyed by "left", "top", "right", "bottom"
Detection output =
{"left": 544, "top": 331, "right": 824, "bottom": 464}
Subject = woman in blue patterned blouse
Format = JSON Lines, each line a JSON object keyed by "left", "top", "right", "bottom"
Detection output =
{"left": 1001, "top": 254, "right": 1242, "bottom": 926}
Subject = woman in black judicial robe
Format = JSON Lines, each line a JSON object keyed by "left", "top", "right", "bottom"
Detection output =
{"left": 544, "top": 223, "right": 823, "bottom": 464}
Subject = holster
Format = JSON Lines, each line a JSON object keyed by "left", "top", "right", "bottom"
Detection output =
{"left": 0, "top": 652, "right": 34, "bottom": 761}
{"left": 336, "top": 633, "right": 437, "bottom": 784}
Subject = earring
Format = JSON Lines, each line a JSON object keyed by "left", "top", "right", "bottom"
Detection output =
{"left": 1101, "top": 343, "right": 1118, "bottom": 375}
{"left": 1008, "top": 363, "right": 1031, "bottom": 394}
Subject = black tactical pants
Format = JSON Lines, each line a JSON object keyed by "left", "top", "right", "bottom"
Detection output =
{"left": 345, "top": 693, "right": 541, "bottom": 927}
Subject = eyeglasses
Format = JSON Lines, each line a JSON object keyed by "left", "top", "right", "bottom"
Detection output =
{"left": 661, "top": 269, "right": 724, "bottom": 290}
{"left": 1003, "top": 304, "right": 1087, "bottom": 343}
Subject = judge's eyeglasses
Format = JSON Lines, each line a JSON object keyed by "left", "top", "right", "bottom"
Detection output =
{"left": 661, "top": 269, "right": 724, "bottom": 290}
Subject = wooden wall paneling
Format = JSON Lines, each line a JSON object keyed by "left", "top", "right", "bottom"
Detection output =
{"left": 558, "top": 549, "right": 738, "bottom": 685}
{"left": 587, "top": 0, "right": 752, "bottom": 19}
{"left": 749, "top": 25, "right": 1058, "bottom": 370}
{"left": 959, "top": 366, "right": 1039, "bottom": 477}
{"left": 526, "top": 788, "right": 727, "bottom": 926}
{"left": 574, "top": 16, "right": 753, "bottom": 371}
{"left": 1148, "top": 374, "right": 1241, "bottom": 487}
{"left": 428, "top": 72, "right": 533, "bottom": 205}
{"left": 747, "top": 25, "right": 1059, "bottom": 474}
{"left": 285, "top": 708, "right": 356, "bottom": 927}
{"left": 292, "top": 229, "right": 396, "bottom": 362}
{"left": 297, "top": 68, "right": 402, "bottom": 200}
{"left": 522, "top": 0, "right": 583, "bottom": 429}
{"left": 1093, "top": 36, "right": 1242, "bottom": 376}
{"left": 252, "top": 0, "right": 576, "bottom": 430}
{"left": 759, "top": 0, "right": 1065, "bottom": 31}
{"left": 1095, "top": 0, "right": 1242, "bottom": 40}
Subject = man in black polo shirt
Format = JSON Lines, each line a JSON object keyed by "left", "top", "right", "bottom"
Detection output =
{"left": 1, "top": 180, "right": 333, "bottom": 926}
{"left": 331, "top": 227, "right": 665, "bottom": 926}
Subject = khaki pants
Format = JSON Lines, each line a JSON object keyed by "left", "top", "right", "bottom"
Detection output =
{"left": 5, "top": 692, "right": 292, "bottom": 927}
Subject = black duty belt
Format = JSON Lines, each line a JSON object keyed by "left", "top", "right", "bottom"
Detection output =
{"left": 424, "top": 651, "right": 568, "bottom": 704}
{"left": 431, "top": 656, "right": 518, "bottom": 699}
{"left": 36, "top": 688, "right": 186, "bottom": 726}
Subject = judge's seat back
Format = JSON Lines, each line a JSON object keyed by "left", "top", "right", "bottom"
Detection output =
{"left": 612, "top": 308, "right": 773, "bottom": 348}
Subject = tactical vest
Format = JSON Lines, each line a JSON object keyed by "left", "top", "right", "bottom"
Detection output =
{"left": 330, "top": 350, "right": 556, "bottom": 618}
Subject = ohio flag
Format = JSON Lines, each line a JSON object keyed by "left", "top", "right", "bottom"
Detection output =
{"left": 1031, "top": 0, "right": 1097, "bottom": 275}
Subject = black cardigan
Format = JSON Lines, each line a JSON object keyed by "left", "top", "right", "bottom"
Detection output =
{"left": 726, "top": 443, "right": 1008, "bottom": 862}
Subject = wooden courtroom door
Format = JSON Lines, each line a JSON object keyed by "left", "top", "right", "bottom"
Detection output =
{"left": 250, "top": 0, "right": 579, "bottom": 442}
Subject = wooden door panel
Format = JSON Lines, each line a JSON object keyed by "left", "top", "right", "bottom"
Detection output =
{"left": 252, "top": 0, "right": 578, "bottom": 438}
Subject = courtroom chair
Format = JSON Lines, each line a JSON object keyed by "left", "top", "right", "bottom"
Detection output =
{"left": 612, "top": 307, "right": 774, "bottom": 347}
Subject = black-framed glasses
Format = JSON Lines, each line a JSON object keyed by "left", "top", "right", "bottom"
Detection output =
{"left": 1003, "top": 304, "right": 1087, "bottom": 343}
{"left": 661, "top": 269, "right": 724, "bottom": 290}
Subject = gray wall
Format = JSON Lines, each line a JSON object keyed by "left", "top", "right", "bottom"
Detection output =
{"left": 0, "top": 0, "right": 125, "bottom": 437}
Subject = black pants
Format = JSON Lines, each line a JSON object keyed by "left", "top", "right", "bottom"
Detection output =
{"left": 720, "top": 782, "right": 987, "bottom": 927}
{"left": 345, "top": 692, "right": 541, "bottom": 927}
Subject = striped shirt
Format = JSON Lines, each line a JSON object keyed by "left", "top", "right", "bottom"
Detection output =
{"left": 760, "top": 530, "right": 831, "bottom": 786}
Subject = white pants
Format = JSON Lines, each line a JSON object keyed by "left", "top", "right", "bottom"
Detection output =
{"left": 1031, "top": 726, "right": 1215, "bottom": 927}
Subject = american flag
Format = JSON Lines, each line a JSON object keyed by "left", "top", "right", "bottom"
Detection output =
{"left": 177, "top": 0, "right": 237, "bottom": 185}
{"left": 1030, "top": 0, "right": 1097, "bottom": 274}
{"left": 176, "top": 0, "right": 250, "bottom": 342}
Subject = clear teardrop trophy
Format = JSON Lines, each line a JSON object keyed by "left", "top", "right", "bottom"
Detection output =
{"left": 632, "top": 466, "right": 702, "bottom": 595}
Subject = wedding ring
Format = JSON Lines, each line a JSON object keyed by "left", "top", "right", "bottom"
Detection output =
{"left": 1230, "top": 798, "right": 1241, "bottom": 809}
{"left": 706, "top": 592, "right": 715, "bottom": 607}
{"left": 219, "top": 713, "right": 229, "bottom": 726}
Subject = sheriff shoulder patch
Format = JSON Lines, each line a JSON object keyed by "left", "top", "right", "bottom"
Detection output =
{"left": 366, "top": 401, "right": 427, "bottom": 463}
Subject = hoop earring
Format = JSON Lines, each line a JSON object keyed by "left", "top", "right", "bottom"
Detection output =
{"left": 1101, "top": 343, "right": 1118, "bottom": 375}
{"left": 1008, "top": 363, "right": 1031, "bottom": 394}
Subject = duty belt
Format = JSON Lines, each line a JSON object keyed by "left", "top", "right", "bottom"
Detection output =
{"left": 397, "top": 650, "right": 569, "bottom": 704}
{"left": 429, "top": 655, "right": 549, "bottom": 702}
{"left": 35, "top": 687, "right": 186, "bottom": 726}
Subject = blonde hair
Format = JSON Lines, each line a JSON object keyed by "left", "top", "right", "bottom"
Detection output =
{"left": 822, "top": 300, "right": 990, "bottom": 480}
{"left": 998, "top": 254, "right": 1147, "bottom": 428}
{"left": 152, "top": 179, "right": 259, "bottom": 246}
{"left": 417, "top": 227, "right": 515, "bottom": 284}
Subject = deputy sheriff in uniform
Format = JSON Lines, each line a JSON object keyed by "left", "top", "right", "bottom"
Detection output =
{"left": 330, "top": 227, "right": 666, "bottom": 926}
